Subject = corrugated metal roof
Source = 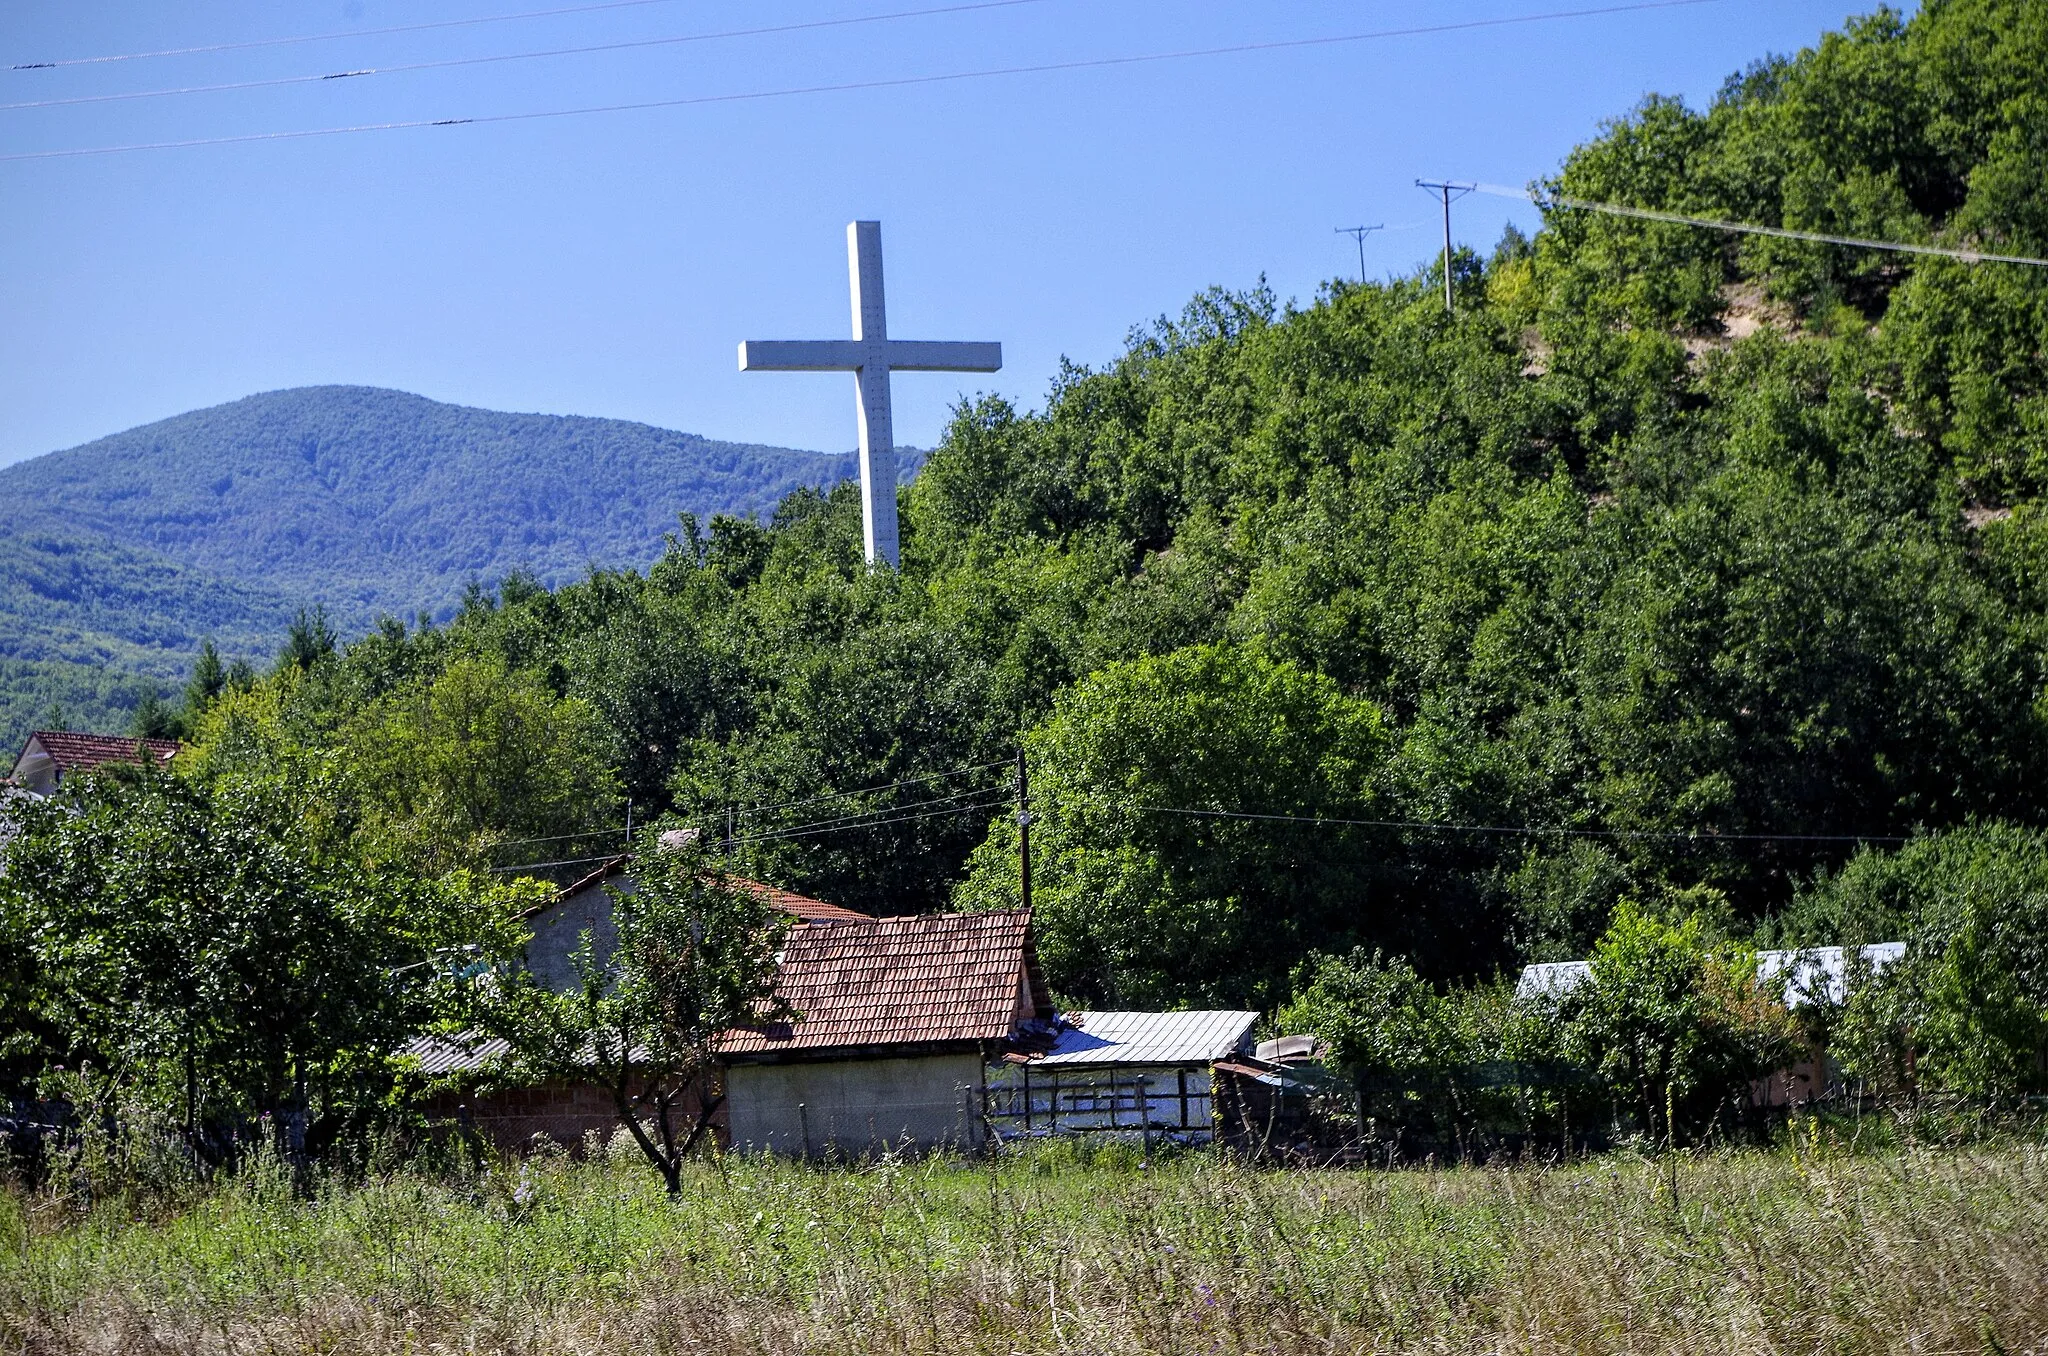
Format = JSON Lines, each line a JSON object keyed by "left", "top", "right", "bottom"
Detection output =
{"left": 1514, "top": 961, "right": 1591, "bottom": 1001}
{"left": 1515, "top": 944, "right": 1906, "bottom": 1008}
{"left": 1036, "top": 1010, "right": 1259, "bottom": 1067}
{"left": 399, "top": 1031, "right": 510, "bottom": 1077}
{"left": 1757, "top": 944, "right": 1906, "bottom": 1006}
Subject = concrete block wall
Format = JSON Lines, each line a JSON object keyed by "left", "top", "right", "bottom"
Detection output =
{"left": 726, "top": 1054, "right": 984, "bottom": 1156}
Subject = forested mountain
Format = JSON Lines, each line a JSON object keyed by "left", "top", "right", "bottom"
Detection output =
{"left": 175, "top": 2, "right": 2048, "bottom": 1007}
{"left": 0, "top": 386, "right": 867, "bottom": 743}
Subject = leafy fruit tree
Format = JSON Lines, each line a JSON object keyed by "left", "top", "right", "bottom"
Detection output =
{"left": 1561, "top": 904, "right": 1795, "bottom": 1142}
{"left": 477, "top": 836, "right": 790, "bottom": 1195}
{"left": 1278, "top": 950, "right": 1441, "bottom": 1094}
{"left": 1279, "top": 949, "right": 1572, "bottom": 1152}
{"left": 0, "top": 762, "right": 514, "bottom": 1160}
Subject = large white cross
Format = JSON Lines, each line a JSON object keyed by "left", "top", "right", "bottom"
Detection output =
{"left": 739, "top": 221, "right": 1001, "bottom": 567}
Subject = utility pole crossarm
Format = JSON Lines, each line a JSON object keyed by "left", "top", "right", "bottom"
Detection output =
{"left": 1415, "top": 179, "right": 1475, "bottom": 312}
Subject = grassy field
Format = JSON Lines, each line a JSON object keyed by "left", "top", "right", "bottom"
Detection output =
{"left": 3, "top": 1134, "right": 2045, "bottom": 1355}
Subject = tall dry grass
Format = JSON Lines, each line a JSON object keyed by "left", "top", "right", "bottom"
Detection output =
{"left": 2, "top": 1134, "right": 2044, "bottom": 1354}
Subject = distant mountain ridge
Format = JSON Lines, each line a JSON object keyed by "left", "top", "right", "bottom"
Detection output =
{"left": 0, "top": 385, "right": 865, "bottom": 742}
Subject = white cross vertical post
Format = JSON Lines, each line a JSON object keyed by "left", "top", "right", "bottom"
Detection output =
{"left": 739, "top": 221, "right": 1001, "bottom": 567}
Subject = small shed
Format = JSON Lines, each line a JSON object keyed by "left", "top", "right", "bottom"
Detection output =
{"left": 1513, "top": 945, "right": 1906, "bottom": 1007}
{"left": 1513, "top": 943, "right": 1908, "bottom": 1106}
{"left": 717, "top": 911, "right": 1052, "bottom": 1157}
{"left": 986, "top": 1009, "right": 1259, "bottom": 1142}
{"left": 8, "top": 731, "right": 179, "bottom": 796}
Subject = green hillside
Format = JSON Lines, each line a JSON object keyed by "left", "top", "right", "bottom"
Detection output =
{"left": 0, "top": 386, "right": 860, "bottom": 744}
{"left": 173, "top": 0, "right": 2048, "bottom": 1008}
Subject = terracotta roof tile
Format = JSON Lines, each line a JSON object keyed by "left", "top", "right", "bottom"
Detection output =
{"left": 535, "top": 857, "right": 868, "bottom": 924}
{"left": 720, "top": 911, "right": 1042, "bottom": 1056}
{"left": 741, "top": 879, "right": 868, "bottom": 924}
{"left": 24, "top": 732, "right": 180, "bottom": 774}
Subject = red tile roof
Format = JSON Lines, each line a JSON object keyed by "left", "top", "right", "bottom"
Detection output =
{"left": 719, "top": 910, "right": 1048, "bottom": 1056}
{"left": 539, "top": 856, "right": 868, "bottom": 924}
{"left": 23, "top": 732, "right": 180, "bottom": 774}
{"left": 740, "top": 879, "right": 869, "bottom": 924}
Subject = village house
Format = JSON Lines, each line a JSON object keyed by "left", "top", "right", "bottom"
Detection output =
{"left": 410, "top": 856, "right": 871, "bottom": 1150}
{"left": 521, "top": 854, "right": 869, "bottom": 992}
{"left": 718, "top": 910, "right": 1053, "bottom": 1156}
{"left": 7, "top": 731, "right": 180, "bottom": 797}
{"left": 1515, "top": 943, "right": 1907, "bottom": 1105}
{"left": 418, "top": 855, "right": 1274, "bottom": 1158}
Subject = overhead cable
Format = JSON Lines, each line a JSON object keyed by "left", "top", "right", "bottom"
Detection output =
{"left": 731, "top": 784, "right": 1011, "bottom": 840}
{"left": 1474, "top": 182, "right": 2048, "bottom": 270}
{"left": 487, "top": 759, "right": 1011, "bottom": 851}
{"left": 729, "top": 760, "right": 1013, "bottom": 820}
{"left": 490, "top": 852, "right": 622, "bottom": 874}
{"left": 491, "top": 793, "right": 1008, "bottom": 869}
{"left": 1141, "top": 804, "right": 1908, "bottom": 844}
{"left": 730, "top": 794, "right": 1012, "bottom": 846}
{"left": 11, "top": 0, "right": 689, "bottom": 70}
{"left": 0, "top": 0, "right": 1718, "bottom": 163}
{"left": 488, "top": 824, "right": 632, "bottom": 851}
{"left": 1, "top": 0, "right": 1058, "bottom": 112}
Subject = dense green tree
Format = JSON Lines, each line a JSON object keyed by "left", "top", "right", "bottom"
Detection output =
{"left": 0, "top": 765, "right": 516, "bottom": 1152}
{"left": 337, "top": 655, "right": 621, "bottom": 873}
{"left": 184, "top": 639, "right": 226, "bottom": 716}
{"left": 1778, "top": 823, "right": 2048, "bottom": 1100}
{"left": 1561, "top": 905, "right": 1795, "bottom": 1140}
{"left": 954, "top": 644, "right": 1411, "bottom": 1006}
{"left": 128, "top": 683, "right": 179, "bottom": 740}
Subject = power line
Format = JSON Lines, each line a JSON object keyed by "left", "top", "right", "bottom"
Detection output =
{"left": 729, "top": 782, "right": 1012, "bottom": 843}
{"left": 10, "top": 0, "right": 689, "bottom": 71}
{"left": 0, "top": 0, "right": 1719, "bottom": 163}
{"left": 488, "top": 760, "right": 1011, "bottom": 852}
{"left": 491, "top": 852, "right": 623, "bottom": 874}
{"left": 490, "top": 792, "right": 1008, "bottom": 870}
{"left": 488, "top": 825, "right": 632, "bottom": 851}
{"left": 1473, "top": 182, "right": 2048, "bottom": 270}
{"left": 1, "top": 0, "right": 1058, "bottom": 113}
{"left": 729, "top": 760, "right": 1013, "bottom": 822}
{"left": 731, "top": 794, "right": 1012, "bottom": 846}
{"left": 1139, "top": 805, "right": 1909, "bottom": 845}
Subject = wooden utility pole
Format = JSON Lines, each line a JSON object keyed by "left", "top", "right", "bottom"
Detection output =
{"left": 1415, "top": 180, "right": 1475, "bottom": 311}
{"left": 1015, "top": 748, "right": 1033, "bottom": 912}
{"left": 1334, "top": 224, "right": 1383, "bottom": 284}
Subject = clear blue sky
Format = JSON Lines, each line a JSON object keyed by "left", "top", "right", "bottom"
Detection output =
{"left": 1, "top": 0, "right": 1877, "bottom": 467}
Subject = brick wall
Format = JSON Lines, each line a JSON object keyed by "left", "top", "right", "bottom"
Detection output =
{"left": 421, "top": 1075, "right": 727, "bottom": 1155}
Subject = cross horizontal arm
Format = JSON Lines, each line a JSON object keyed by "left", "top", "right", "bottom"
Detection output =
{"left": 737, "top": 339, "right": 864, "bottom": 372}
{"left": 883, "top": 340, "right": 1002, "bottom": 372}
